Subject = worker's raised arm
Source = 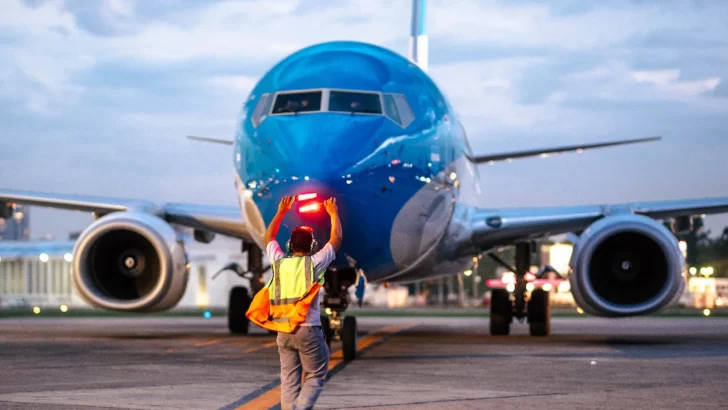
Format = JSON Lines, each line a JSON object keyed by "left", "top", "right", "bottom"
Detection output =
{"left": 323, "top": 198, "right": 342, "bottom": 251}
{"left": 265, "top": 196, "right": 295, "bottom": 246}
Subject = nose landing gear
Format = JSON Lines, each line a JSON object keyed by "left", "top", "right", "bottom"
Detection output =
{"left": 320, "top": 268, "right": 358, "bottom": 361}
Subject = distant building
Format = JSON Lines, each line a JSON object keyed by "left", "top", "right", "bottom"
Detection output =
{"left": 0, "top": 205, "right": 30, "bottom": 241}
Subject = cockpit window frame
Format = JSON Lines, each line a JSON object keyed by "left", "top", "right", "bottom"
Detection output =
{"left": 326, "top": 88, "right": 384, "bottom": 116}
{"left": 269, "top": 89, "right": 324, "bottom": 116}
{"left": 253, "top": 88, "right": 414, "bottom": 129}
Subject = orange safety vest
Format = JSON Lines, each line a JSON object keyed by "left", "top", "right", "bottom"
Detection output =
{"left": 245, "top": 255, "right": 324, "bottom": 333}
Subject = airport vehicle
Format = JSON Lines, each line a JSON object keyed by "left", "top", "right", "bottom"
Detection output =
{"left": 2, "top": 0, "right": 727, "bottom": 360}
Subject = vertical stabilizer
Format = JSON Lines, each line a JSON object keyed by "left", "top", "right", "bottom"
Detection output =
{"left": 409, "top": 0, "right": 428, "bottom": 72}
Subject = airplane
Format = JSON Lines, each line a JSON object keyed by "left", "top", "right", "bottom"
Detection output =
{"left": 2, "top": 0, "right": 728, "bottom": 361}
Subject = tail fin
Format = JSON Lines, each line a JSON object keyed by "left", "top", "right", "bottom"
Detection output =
{"left": 409, "top": 0, "right": 428, "bottom": 72}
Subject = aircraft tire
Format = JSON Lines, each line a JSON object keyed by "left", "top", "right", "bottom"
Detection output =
{"left": 320, "top": 314, "right": 333, "bottom": 350}
{"left": 490, "top": 289, "right": 512, "bottom": 336}
{"left": 528, "top": 288, "right": 550, "bottom": 336}
{"left": 228, "top": 286, "right": 251, "bottom": 335}
{"left": 342, "top": 316, "right": 357, "bottom": 361}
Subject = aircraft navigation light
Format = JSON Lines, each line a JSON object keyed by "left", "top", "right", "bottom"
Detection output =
{"left": 64, "top": 253, "right": 73, "bottom": 262}
{"left": 60, "top": 305, "right": 68, "bottom": 313}
{"left": 297, "top": 193, "right": 317, "bottom": 201}
{"left": 304, "top": 176, "right": 310, "bottom": 181}
{"left": 39, "top": 253, "right": 49, "bottom": 263}
{"left": 299, "top": 203, "right": 321, "bottom": 213}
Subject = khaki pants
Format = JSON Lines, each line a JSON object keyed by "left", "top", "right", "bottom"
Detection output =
{"left": 277, "top": 326, "right": 329, "bottom": 410}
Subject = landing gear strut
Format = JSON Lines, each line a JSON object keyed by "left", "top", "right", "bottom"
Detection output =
{"left": 320, "top": 268, "right": 358, "bottom": 360}
{"left": 487, "top": 241, "right": 551, "bottom": 336}
{"left": 215, "top": 242, "right": 269, "bottom": 335}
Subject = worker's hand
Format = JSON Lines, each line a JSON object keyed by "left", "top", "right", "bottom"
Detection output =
{"left": 323, "top": 197, "right": 338, "bottom": 216}
{"left": 278, "top": 196, "right": 295, "bottom": 213}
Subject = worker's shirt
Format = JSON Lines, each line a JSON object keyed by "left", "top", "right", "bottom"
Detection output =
{"left": 266, "top": 241, "right": 336, "bottom": 326}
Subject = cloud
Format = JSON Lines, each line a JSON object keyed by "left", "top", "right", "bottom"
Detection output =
{"left": 2, "top": 0, "right": 728, "bottom": 239}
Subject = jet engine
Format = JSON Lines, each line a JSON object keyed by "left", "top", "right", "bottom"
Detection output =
{"left": 72, "top": 212, "right": 189, "bottom": 312}
{"left": 569, "top": 214, "right": 685, "bottom": 317}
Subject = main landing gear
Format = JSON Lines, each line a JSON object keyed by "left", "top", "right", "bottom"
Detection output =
{"left": 214, "top": 242, "right": 269, "bottom": 335}
{"left": 488, "top": 242, "right": 552, "bottom": 336}
{"left": 320, "top": 268, "right": 358, "bottom": 361}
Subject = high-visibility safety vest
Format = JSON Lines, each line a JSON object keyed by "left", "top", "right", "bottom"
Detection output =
{"left": 246, "top": 255, "right": 325, "bottom": 333}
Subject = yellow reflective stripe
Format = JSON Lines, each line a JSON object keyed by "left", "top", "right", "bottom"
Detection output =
{"left": 305, "top": 256, "right": 312, "bottom": 288}
{"left": 273, "top": 259, "right": 282, "bottom": 304}
{"left": 270, "top": 297, "right": 303, "bottom": 306}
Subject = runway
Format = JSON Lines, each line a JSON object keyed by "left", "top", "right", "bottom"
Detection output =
{"left": 1, "top": 316, "right": 727, "bottom": 409}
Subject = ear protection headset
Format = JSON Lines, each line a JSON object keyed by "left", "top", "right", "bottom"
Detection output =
{"left": 286, "top": 226, "right": 317, "bottom": 254}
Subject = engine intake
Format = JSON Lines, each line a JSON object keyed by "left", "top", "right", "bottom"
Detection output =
{"left": 569, "top": 214, "right": 685, "bottom": 317}
{"left": 72, "top": 212, "right": 189, "bottom": 312}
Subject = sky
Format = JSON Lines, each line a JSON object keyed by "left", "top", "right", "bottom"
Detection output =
{"left": 1, "top": 0, "right": 728, "bottom": 240}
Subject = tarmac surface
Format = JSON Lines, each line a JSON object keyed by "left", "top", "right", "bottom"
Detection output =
{"left": 1, "top": 315, "right": 727, "bottom": 409}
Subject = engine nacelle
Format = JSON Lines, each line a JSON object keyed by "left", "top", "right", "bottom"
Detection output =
{"left": 569, "top": 214, "right": 686, "bottom": 317}
{"left": 72, "top": 212, "right": 189, "bottom": 312}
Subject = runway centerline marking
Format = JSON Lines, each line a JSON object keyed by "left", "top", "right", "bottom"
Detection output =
{"left": 225, "top": 322, "right": 416, "bottom": 410}
{"left": 194, "top": 338, "right": 222, "bottom": 347}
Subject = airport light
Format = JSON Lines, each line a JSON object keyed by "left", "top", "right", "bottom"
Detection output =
{"left": 32, "top": 307, "right": 41, "bottom": 315}
{"left": 60, "top": 305, "right": 68, "bottom": 313}
{"left": 689, "top": 267, "right": 697, "bottom": 276}
{"left": 64, "top": 253, "right": 73, "bottom": 262}
{"left": 463, "top": 269, "right": 473, "bottom": 277}
{"left": 703, "top": 309, "right": 711, "bottom": 317}
{"left": 576, "top": 307, "right": 584, "bottom": 314}
{"left": 203, "top": 311, "right": 212, "bottom": 319}
{"left": 474, "top": 275, "right": 482, "bottom": 283}
{"left": 506, "top": 283, "right": 515, "bottom": 292}
{"left": 558, "top": 281, "right": 570, "bottom": 293}
{"left": 526, "top": 282, "right": 535, "bottom": 292}
{"left": 543, "top": 283, "right": 553, "bottom": 292}
{"left": 39, "top": 253, "right": 49, "bottom": 263}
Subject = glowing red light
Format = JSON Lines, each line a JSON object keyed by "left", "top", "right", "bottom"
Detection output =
{"left": 299, "top": 203, "right": 321, "bottom": 213}
{"left": 297, "top": 193, "right": 318, "bottom": 201}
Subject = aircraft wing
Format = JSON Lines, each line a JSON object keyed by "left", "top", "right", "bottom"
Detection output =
{"left": 468, "top": 136, "right": 660, "bottom": 164}
{"left": 0, "top": 189, "right": 261, "bottom": 246}
{"left": 459, "top": 197, "right": 728, "bottom": 254}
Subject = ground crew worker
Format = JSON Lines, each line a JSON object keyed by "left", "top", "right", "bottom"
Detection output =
{"left": 253, "top": 196, "right": 342, "bottom": 410}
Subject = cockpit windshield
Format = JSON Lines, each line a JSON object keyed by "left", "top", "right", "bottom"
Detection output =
{"left": 257, "top": 88, "right": 414, "bottom": 128}
{"left": 328, "top": 91, "right": 382, "bottom": 114}
{"left": 272, "top": 91, "right": 322, "bottom": 114}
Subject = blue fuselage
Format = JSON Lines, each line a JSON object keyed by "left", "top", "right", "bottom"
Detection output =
{"left": 234, "top": 41, "right": 480, "bottom": 282}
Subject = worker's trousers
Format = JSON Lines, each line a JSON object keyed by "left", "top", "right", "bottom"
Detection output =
{"left": 277, "top": 326, "right": 329, "bottom": 410}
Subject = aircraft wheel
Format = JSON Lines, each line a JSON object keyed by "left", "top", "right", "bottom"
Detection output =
{"left": 490, "top": 289, "right": 512, "bottom": 336}
{"left": 528, "top": 288, "right": 551, "bottom": 336}
{"left": 228, "top": 286, "right": 251, "bottom": 335}
{"left": 320, "top": 315, "right": 333, "bottom": 350}
{"left": 342, "top": 316, "right": 357, "bottom": 361}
